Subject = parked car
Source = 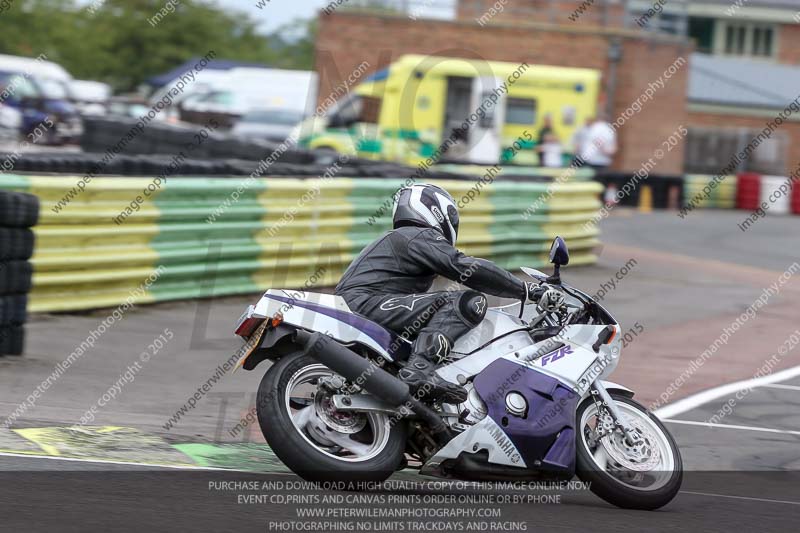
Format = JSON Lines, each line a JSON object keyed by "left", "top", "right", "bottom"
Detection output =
{"left": 0, "top": 54, "right": 83, "bottom": 144}
{"left": 0, "top": 71, "right": 82, "bottom": 144}
{"left": 0, "top": 101, "right": 21, "bottom": 144}
{"left": 171, "top": 68, "right": 317, "bottom": 128}
{"left": 230, "top": 108, "right": 304, "bottom": 142}
{"left": 106, "top": 96, "right": 149, "bottom": 119}
{"left": 70, "top": 80, "right": 111, "bottom": 116}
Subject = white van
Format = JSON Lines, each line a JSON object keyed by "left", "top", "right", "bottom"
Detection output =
{"left": 176, "top": 68, "right": 318, "bottom": 127}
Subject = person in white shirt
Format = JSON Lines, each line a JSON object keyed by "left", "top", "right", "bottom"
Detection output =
{"left": 577, "top": 114, "right": 617, "bottom": 170}
{"left": 539, "top": 132, "right": 563, "bottom": 168}
{"left": 570, "top": 118, "right": 591, "bottom": 165}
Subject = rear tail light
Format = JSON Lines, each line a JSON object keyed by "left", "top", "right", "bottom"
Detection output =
{"left": 235, "top": 317, "right": 263, "bottom": 337}
{"left": 235, "top": 305, "right": 266, "bottom": 337}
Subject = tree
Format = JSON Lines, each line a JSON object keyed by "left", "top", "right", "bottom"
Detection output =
{"left": 0, "top": 0, "right": 317, "bottom": 91}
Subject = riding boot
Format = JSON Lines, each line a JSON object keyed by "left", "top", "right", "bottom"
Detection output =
{"left": 398, "top": 352, "right": 467, "bottom": 404}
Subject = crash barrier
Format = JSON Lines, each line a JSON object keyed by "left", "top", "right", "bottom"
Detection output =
{"left": 0, "top": 150, "right": 466, "bottom": 180}
{"left": 759, "top": 176, "right": 792, "bottom": 215}
{"left": 683, "top": 174, "right": 737, "bottom": 209}
{"left": 0, "top": 190, "right": 39, "bottom": 355}
{"left": 592, "top": 172, "right": 799, "bottom": 215}
{"left": 793, "top": 180, "right": 800, "bottom": 215}
{"left": 593, "top": 173, "right": 684, "bottom": 210}
{"left": 0, "top": 175, "right": 602, "bottom": 313}
{"left": 733, "top": 172, "right": 798, "bottom": 215}
{"left": 736, "top": 173, "right": 761, "bottom": 211}
{"left": 80, "top": 116, "right": 316, "bottom": 163}
{"left": 433, "top": 164, "right": 595, "bottom": 182}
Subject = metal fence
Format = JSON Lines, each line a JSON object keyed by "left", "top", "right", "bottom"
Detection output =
{"left": 339, "top": 0, "right": 689, "bottom": 36}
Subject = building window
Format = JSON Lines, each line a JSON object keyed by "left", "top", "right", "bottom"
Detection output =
{"left": 725, "top": 24, "right": 747, "bottom": 55}
{"left": 505, "top": 98, "right": 537, "bottom": 125}
{"left": 688, "top": 17, "right": 715, "bottom": 54}
{"left": 716, "top": 22, "right": 776, "bottom": 58}
{"left": 752, "top": 26, "right": 774, "bottom": 57}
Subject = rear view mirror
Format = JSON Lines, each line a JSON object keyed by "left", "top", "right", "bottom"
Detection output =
{"left": 549, "top": 236, "right": 570, "bottom": 266}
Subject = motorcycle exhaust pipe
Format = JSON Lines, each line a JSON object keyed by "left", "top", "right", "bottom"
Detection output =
{"left": 295, "top": 330, "right": 450, "bottom": 442}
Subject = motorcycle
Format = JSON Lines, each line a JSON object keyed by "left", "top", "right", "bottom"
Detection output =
{"left": 233, "top": 237, "right": 683, "bottom": 510}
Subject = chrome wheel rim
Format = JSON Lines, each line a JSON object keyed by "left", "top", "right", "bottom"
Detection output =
{"left": 284, "top": 364, "right": 391, "bottom": 463}
{"left": 580, "top": 400, "right": 675, "bottom": 491}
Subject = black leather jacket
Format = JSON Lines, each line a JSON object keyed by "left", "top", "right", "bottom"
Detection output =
{"left": 335, "top": 226, "right": 527, "bottom": 306}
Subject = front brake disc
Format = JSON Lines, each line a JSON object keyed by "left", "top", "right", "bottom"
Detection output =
{"left": 600, "top": 418, "right": 661, "bottom": 472}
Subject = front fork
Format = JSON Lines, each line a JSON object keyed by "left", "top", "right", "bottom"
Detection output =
{"left": 591, "top": 382, "right": 637, "bottom": 446}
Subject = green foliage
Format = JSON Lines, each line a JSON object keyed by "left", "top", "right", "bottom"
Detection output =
{"left": 0, "top": 0, "right": 316, "bottom": 91}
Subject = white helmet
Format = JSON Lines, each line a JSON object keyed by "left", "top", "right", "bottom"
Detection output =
{"left": 392, "top": 184, "right": 460, "bottom": 245}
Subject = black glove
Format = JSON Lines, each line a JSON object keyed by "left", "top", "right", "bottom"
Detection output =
{"left": 537, "top": 287, "right": 566, "bottom": 313}
{"left": 525, "top": 282, "right": 547, "bottom": 303}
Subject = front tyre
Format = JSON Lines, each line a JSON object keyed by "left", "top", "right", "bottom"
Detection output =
{"left": 576, "top": 393, "right": 682, "bottom": 510}
{"left": 257, "top": 352, "right": 407, "bottom": 483}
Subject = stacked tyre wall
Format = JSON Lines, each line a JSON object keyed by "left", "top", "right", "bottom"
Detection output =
{"left": 0, "top": 191, "right": 39, "bottom": 356}
{"left": 0, "top": 175, "right": 602, "bottom": 313}
{"left": 684, "top": 174, "right": 737, "bottom": 209}
{"left": 590, "top": 172, "right": 799, "bottom": 215}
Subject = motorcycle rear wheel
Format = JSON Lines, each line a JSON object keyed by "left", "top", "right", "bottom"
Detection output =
{"left": 257, "top": 352, "right": 407, "bottom": 483}
{"left": 575, "top": 392, "right": 683, "bottom": 510}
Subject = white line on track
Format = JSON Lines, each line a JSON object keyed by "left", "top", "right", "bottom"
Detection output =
{"left": 663, "top": 419, "right": 800, "bottom": 436}
{"left": 653, "top": 364, "right": 800, "bottom": 419}
{"left": 761, "top": 383, "right": 800, "bottom": 392}
{"left": 680, "top": 491, "right": 800, "bottom": 506}
{"left": 0, "top": 450, "right": 292, "bottom": 473}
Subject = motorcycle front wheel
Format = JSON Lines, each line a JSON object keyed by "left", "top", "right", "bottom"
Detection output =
{"left": 575, "top": 392, "right": 683, "bottom": 510}
{"left": 257, "top": 352, "right": 407, "bottom": 483}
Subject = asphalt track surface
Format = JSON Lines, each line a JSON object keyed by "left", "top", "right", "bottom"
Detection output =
{"left": 1, "top": 209, "right": 799, "bottom": 531}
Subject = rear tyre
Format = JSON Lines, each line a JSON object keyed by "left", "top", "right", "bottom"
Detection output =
{"left": 576, "top": 393, "right": 682, "bottom": 510}
{"left": 257, "top": 352, "right": 406, "bottom": 484}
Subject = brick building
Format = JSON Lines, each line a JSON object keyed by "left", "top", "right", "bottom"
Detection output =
{"left": 314, "top": 0, "right": 800, "bottom": 175}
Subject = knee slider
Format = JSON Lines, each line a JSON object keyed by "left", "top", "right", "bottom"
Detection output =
{"left": 458, "top": 291, "right": 487, "bottom": 326}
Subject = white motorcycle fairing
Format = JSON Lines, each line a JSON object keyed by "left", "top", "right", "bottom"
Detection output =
{"left": 240, "top": 289, "right": 409, "bottom": 362}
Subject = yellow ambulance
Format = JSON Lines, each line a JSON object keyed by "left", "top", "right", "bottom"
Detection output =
{"left": 296, "top": 54, "right": 600, "bottom": 167}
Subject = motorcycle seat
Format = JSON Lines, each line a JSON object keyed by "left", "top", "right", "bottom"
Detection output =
{"left": 264, "top": 290, "right": 411, "bottom": 360}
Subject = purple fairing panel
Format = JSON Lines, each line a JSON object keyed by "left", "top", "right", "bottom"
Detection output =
{"left": 263, "top": 294, "right": 409, "bottom": 359}
{"left": 473, "top": 358, "right": 579, "bottom": 473}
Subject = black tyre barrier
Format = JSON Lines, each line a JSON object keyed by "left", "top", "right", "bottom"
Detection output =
{"left": 0, "top": 260, "right": 33, "bottom": 296}
{"left": 593, "top": 173, "right": 684, "bottom": 209}
{"left": 0, "top": 151, "right": 469, "bottom": 181}
{"left": 0, "top": 294, "right": 27, "bottom": 326}
{"left": 0, "top": 191, "right": 40, "bottom": 228}
{"left": 0, "top": 190, "right": 38, "bottom": 357}
{"left": 0, "top": 324, "right": 24, "bottom": 356}
{"left": 79, "top": 116, "right": 316, "bottom": 165}
{"left": 0, "top": 228, "right": 35, "bottom": 261}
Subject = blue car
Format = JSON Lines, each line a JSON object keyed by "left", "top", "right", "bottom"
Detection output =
{"left": 0, "top": 70, "right": 83, "bottom": 144}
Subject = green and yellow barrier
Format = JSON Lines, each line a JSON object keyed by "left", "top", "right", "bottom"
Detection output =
{"left": 0, "top": 175, "right": 602, "bottom": 313}
{"left": 684, "top": 174, "right": 737, "bottom": 209}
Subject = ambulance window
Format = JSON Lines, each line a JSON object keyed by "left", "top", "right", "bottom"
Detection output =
{"left": 359, "top": 96, "right": 381, "bottom": 124}
{"left": 506, "top": 98, "right": 537, "bottom": 125}
{"left": 562, "top": 105, "right": 576, "bottom": 126}
{"left": 328, "top": 94, "right": 362, "bottom": 127}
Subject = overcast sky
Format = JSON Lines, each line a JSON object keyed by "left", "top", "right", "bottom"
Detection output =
{"left": 212, "top": 1, "right": 454, "bottom": 33}
{"left": 213, "top": 0, "right": 330, "bottom": 33}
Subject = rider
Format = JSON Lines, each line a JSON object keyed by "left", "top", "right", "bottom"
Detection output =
{"left": 335, "top": 184, "right": 539, "bottom": 404}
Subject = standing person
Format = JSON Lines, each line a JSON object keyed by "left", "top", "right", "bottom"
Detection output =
{"left": 539, "top": 132, "right": 564, "bottom": 168}
{"left": 577, "top": 113, "right": 617, "bottom": 172}
{"left": 536, "top": 114, "right": 554, "bottom": 166}
{"left": 571, "top": 118, "right": 591, "bottom": 166}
